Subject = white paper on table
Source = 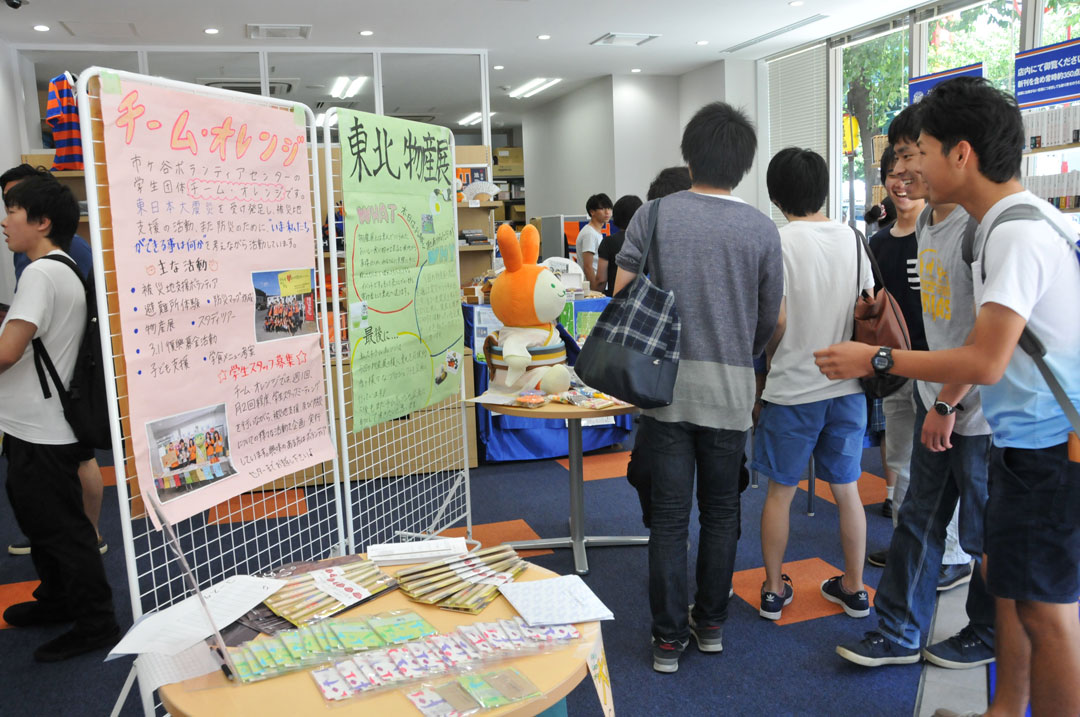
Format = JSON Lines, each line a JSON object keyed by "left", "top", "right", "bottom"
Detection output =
{"left": 134, "top": 642, "right": 222, "bottom": 692}
{"left": 108, "top": 575, "right": 286, "bottom": 659}
{"left": 498, "top": 575, "right": 614, "bottom": 626}
{"left": 465, "top": 391, "right": 518, "bottom": 406}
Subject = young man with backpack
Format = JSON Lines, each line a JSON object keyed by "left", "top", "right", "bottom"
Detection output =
{"left": 0, "top": 175, "right": 119, "bottom": 662}
{"left": 835, "top": 103, "right": 995, "bottom": 673}
{"left": 2, "top": 163, "right": 108, "bottom": 557}
{"left": 815, "top": 76, "right": 1080, "bottom": 716}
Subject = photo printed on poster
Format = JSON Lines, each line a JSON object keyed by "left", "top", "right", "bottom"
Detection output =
{"left": 99, "top": 74, "right": 335, "bottom": 525}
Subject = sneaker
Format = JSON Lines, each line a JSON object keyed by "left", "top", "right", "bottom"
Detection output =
{"left": 3, "top": 601, "right": 73, "bottom": 628}
{"left": 836, "top": 630, "right": 921, "bottom": 666}
{"left": 820, "top": 575, "right": 870, "bottom": 618}
{"left": 759, "top": 574, "right": 794, "bottom": 620}
{"left": 867, "top": 549, "right": 888, "bottom": 567}
{"left": 34, "top": 624, "right": 121, "bottom": 662}
{"left": 688, "top": 614, "right": 724, "bottom": 653}
{"left": 8, "top": 540, "right": 30, "bottom": 556}
{"left": 938, "top": 562, "right": 973, "bottom": 592}
{"left": 651, "top": 636, "right": 688, "bottom": 673}
{"left": 880, "top": 498, "right": 893, "bottom": 518}
{"left": 922, "top": 626, "right": 995, "bottom": 669}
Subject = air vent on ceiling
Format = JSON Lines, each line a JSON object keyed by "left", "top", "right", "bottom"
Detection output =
{"left": 590, "top": 32, "right": 660, "bottom": 47}
{"left": 246, "top": 23, "right": 312, "bottom": 40}
{"left": 196, "top": 78, "right": 298, "bottom": 96}
{"left": 720, "top": 14, "right": 829, "bottom": 54}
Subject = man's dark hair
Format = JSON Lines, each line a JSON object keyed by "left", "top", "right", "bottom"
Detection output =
{"left": 919, "top": 76, "right": 1024, "bottom": 183}
{"left": 879, "top": 145, "right": 897, "bottom": 186}
{"left": 681, "top": 102, "right": 756, "bottom": 190}
{"left": 766, "top": 147, "right": 828, "bottom": 217}
{"left": 647, "top": 166, "right": 692, "bottom": 200}
{"left": 585, "top": 193, "right": 613, "bottom": 214}
{"left": 887, "top": 103, "right": 923, "bottom": 147}
{"left": 4, "top": 175, "right": 79, "bottom": 250}
{"left": 0, "top": 163, "right": 51, "bottom": 201}
{"left": 611, "top": 194, "right": 642, "bottom": 230}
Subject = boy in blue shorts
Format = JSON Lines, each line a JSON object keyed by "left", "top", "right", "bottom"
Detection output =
{"left": 816, "top": 76, "right": 1080, "bottom": 716}
{"left": 753, "top": 147, "right": 874, "bottom": 621}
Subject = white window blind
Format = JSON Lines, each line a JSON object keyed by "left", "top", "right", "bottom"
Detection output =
{"left": 768, "top": 44, "right": 828, "bottom": 224}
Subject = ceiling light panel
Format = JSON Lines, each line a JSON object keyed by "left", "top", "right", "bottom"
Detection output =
{"left": 522, "top": 78, "right": 561, "bottom": 98}
{"left": 508, "top": 78, "right": 547, "bottom": 98}
{"left": 590, "top": 32, "right": 660, "bottom": 47}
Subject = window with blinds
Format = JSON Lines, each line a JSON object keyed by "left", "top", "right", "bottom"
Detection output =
{"left": 767, "top": 44, "right": 828, "bottom": 224}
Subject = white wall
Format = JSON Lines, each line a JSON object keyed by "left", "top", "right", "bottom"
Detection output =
{"left": 611, "top": 75, "right": 682, "bottom": 202}
{"left": 722, "top": 59, "right": 763, "bottom": 210}
{"left": 678, "top": 61, "right": 727, "bottom": 130}
{"left": 521, "top": 77, "right": 615, "bottom": 219}
{"left": 0, "top": 42, "right": 25, "bottom": 303}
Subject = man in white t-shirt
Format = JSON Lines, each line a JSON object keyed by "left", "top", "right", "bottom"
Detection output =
{"left": 0, "top": 176, "right": 118, "bottom": 662}
{"left": 575, "top": 193, "right": 612, "bottom": 291}
{"left": 753, "top": 147, "right": 874, "bottom": 622}
{"left": 816, "top": 77, "right": 1080, "bottom": 716}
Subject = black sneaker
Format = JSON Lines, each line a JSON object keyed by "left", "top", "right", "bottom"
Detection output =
{"left": 651, "top": 636, "right": 688, "bottom": 673}
{"left": 688, "top": 614, "right": 723, "bottom": 653}
{"left": 867, "top": 549, "right": 888, "bottom": 567}
{"left": 880, "top": 498, "right": 893, "bottom": 518}
{"left": 3, "top": 601, "right": 72, "bottom": 628}
{"left": 8, "top": 540, "right": 30, "bottom": 556}
{"left": 922, "top": 625, "right": 995, "bottom": 669}
{"left": 759, "top": 574, "right": 794, "bottom": 620}
{"left": 938, "top": 562, "right": 973, "bottom": 592}
{"left": 836, "top": 630, "right": 921, "bottom": 666}
{"left": 34, "top": 624, "right": 121, "bottom": 662}
{"left": 820, "top": 575, "right": 870, "bottom": 618}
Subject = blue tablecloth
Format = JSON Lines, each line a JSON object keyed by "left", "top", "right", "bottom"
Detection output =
{"left": 463, "top": 302, "right": 633, "bottom": 462}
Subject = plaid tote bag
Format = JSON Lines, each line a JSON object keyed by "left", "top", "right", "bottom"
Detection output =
{"left": 574, "top": 199, "right": 680, "bottom": 408}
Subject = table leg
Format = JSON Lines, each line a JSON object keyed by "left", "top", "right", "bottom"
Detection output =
{"left": 567, "top": 418, "right": 589, "bottom": 574}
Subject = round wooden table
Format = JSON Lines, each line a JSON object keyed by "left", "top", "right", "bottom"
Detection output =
{"left": 159, "top": 561, "right": 600, "bottom": 716}
{"left": 486, "top": 402, "right": 646, "bottom": 575}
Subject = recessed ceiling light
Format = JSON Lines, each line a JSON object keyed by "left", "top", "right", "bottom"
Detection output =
{"left": 330, "top": 76, "right": 349, "bottom": 98}
{"left": 204, "top": 28, "right": 219, "bottom": 35}
{"left": 33, "top": 25, "right": 50, "bottom": 32}
{"left": 493, "top": 65, "right": 505, "bottom": 70}
{"left": 631, "top": 68, "right": 642, "bottom": 73}
{"left": 696, "top": 40, "right": 709, "bottom": 46}
{"left": 344, "top": 76, "right": 367, "bottom": 98}
{"left": 537, "top": 34, "right": 551, "bottom": 40}
{"left": 788, "top": 1, "right": 804, "bottom": 5}
{"left": 522, "top": 78, "right": 561, "bottom": 98}
{"left": 359, "top": 30, "right": 374, "bottom": 36}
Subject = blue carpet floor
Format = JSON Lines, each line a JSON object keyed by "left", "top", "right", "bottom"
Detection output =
{"left": 0, "top": 444, "right": 916, "bottom": 715}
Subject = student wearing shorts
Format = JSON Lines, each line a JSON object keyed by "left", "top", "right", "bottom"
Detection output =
{"left": 816, "top": 76, "right": 1080, "bottom": 716}
{"left": 753, "top": 147, "right": 874, "bottom": 621}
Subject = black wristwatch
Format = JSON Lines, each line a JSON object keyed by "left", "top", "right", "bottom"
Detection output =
{"left": 871, "top": 346, "right": 894, "bottom": 375}
{"left": 933, "top": 400, "right": 965, "bottom": 416}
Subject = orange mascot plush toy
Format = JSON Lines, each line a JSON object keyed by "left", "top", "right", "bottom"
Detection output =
{"left": 484, "top": 224, "right": 572, "bottom": 394}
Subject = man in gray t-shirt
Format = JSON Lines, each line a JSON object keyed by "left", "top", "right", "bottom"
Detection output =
{"left": 836, "top": 107, "right": 995, "bottom": 670}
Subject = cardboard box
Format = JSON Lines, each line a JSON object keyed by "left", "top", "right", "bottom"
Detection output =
{"left": 493, "top": 147, "right": 523, "bottom": 177}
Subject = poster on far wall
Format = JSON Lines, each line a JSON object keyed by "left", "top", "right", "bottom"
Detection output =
{"left": 338, "top": 109, "right": 465, "bottom": 431}
{"left": 99, "top": 72, "right": 336, "bottom": 526}
{"left": 908, "top": 62, "right": 983, "bottom": 104}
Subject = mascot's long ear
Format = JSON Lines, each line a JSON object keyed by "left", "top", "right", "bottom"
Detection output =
{"left": 496, "top": 224, "right": 522, "bottom": 272}
{"left": 519, "top": 224, "right": 540, "bottom": 265}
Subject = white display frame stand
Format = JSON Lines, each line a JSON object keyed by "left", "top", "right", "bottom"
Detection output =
{"left": 77, "top": 67, "right": 344, "bottom": 716}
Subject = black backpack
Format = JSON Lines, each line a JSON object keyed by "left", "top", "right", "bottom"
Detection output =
{"left": 30, "top": 254, "right": 113, "bottom": 450}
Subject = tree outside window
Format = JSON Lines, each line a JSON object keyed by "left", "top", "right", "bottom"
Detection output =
{"left": 924, "top": 0, "right": 1021, "bottom": 93}
{"left": 1041, "top": 0, "right": 1080, "bottom": 45}
{"left": 842, "top": 29, "right": 909, "bottom": 225}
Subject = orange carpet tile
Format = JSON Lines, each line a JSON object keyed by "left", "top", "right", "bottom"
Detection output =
{"left": 556, "top": 451, "right": 631, "bottom": 482}
{"left": 0, "top": 580, "right": 40, "bottom": 630}
{"left": 99, "top": 465, "right": 116, "bottom": 487}
{"left": 206, "top": 489, "right": 308, "bottom": 525}
{"left": 797, "top": 472, "right": 887, "bottom": 507}
{"left": 732, "top": 557, "right": 878, "bottom": 626}
{"left": 440, "top": 519, "right": 553, "bottom": 558}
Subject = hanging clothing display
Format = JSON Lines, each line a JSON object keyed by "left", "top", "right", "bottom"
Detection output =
{"left": 46, "top": 72, "right": 84, "bottom": 171}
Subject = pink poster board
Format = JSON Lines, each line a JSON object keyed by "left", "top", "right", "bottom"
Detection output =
{"left": 98, "top": 76, "right": 335, "bottom": 526}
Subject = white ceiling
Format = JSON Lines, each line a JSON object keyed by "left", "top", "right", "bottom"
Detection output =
{"left": 1, "top": 0, "right": 925, "bottom": 133}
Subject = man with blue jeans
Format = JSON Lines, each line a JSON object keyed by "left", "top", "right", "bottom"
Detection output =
{"left": 754, "top": 148, "right": 874, "bottom": 622}
{"left": 614, "top": 102, "right": 782, "bottom": 673}
{"left": 816, "top": 76, "right": 1080, "bottom": 716}
{"left": 836, "top": 105, "right": 995, "bottom": 670}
